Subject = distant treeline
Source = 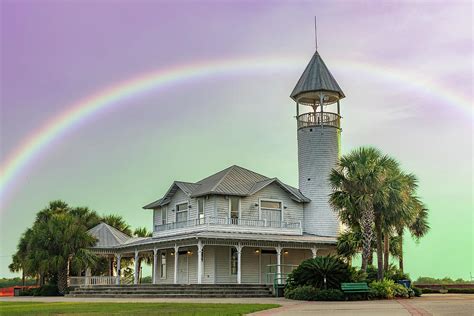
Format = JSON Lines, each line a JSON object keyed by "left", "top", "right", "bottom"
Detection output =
{"left": 414, "top": 277, "right": 472, "bottom": 285}
{"left": 0, "top": 277, "right": 36, "bottom": 288}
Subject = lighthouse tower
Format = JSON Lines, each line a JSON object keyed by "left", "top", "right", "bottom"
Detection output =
{"left": 291, "top": 50, "right": 345, "bottom": 237}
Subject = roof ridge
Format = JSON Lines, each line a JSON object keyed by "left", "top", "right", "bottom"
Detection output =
{"left": 208, "top": 165, "right": 236, "bottom": 193}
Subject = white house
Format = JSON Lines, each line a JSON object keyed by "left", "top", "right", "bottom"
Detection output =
{"left": 81, "top": 48, "right": 345, "bottom": 287}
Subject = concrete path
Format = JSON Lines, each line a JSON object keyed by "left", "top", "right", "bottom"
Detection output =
{"left": 1, "top": 294, "right": 472, "bottom": 316}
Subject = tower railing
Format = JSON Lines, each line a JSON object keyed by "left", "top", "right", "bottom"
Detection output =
{"left": 297, "top": 112, "right": 340, "bottom": 129}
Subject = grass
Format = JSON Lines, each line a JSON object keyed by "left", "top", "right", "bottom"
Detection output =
{"left": 0, "top": 302, "right": 280, "bottom": 315}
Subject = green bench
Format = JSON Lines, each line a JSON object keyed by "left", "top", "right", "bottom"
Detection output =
{"left": 341, "top": 282, "right": 371, "bottom": 300}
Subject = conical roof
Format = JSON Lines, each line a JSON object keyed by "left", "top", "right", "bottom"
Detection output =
{"left": 291, "top": 51, "right": 345, "bottom": 102}
{"left": 87, "top": 222, "right": 131, "bottom": 248}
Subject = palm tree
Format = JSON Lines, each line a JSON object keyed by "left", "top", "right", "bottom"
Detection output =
{"left": 329, "top": 147, "right": 397, "bottom": 273}
{"left": 397, "top": 204, "right": 429, "bottom": 272}
{"left": 133, "top": 227, "right": 152, "bottom": 282}
{"left": 28, "top": 212, "right": 98, "bottom": 294}
{"left": 102, "top": 214, "right": 133, "bottom": 236}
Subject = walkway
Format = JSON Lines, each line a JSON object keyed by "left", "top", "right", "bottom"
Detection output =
{"left": 1, "top": 294, "right": 472, "bottom": 316}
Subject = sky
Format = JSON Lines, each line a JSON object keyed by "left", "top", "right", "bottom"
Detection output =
{"left": 0, "top": 1, "right": 472, "bottom": 280}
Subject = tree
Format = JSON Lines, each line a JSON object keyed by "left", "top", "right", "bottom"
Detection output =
{"left": 133, "top": 227, "right": 152, "bottom": 282}
{"left": 102, "top": 214, "right": 133, "bottom": 236}
{"left": 329, "top": 147, "right": 397, "bottom": 273}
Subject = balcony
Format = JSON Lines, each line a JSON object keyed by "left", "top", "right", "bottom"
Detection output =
{"left": 297, "top": 112, "right": 340, "bottom": 129}
{"left": 153, "top": 217, "right": 303, "bottom": 238}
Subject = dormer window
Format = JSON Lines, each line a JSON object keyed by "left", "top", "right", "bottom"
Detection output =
{"left": 176, "top": 202, "right": 188, "bottom": 223}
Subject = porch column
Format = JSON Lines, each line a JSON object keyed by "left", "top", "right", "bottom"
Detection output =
{"left": 116, "top": 253, "right": 121, "bottom": 285}
{"left": 197, "top": 240, "right": 203, "bottom": 284}
{"left": 276, "top": 245, "right": 282, "bottom": 284}
{"left": 173, "top": 245, "right": 179, "bottom": 284}
{"left": 134, "top": 249, "right": 139, "bottom": 285}
{"left": 236, "top": 243, "right": 243, "bottom": 284}
{"left": 311, "top": 247, "right": 318, "bottom": 259}
{"left": 153, "top": 248, "right": 158, "bottom": 285}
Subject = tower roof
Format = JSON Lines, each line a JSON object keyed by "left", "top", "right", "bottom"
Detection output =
{"left": 87, "top": 222, "right": 131, "bottom": 248}
{"left": 291, "top": 51, "right": 345, "bottom": 103}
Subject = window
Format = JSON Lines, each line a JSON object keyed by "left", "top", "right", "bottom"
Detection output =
{"left": 198, "top": 198, "right": 205, "bottom": 224}
{"left": 260, "top": 200, "right": 282, "bottom": 227}
{"left": 229, "top": 197, "right": 240, "bottom": 224}
{"left": 161, "top": 207, "right": 167, "bottom": 225}
{"left": 160, "top": 252, "right": 167, "bottom": 279}
{"left": 176, "top": 202, "right": 188, "bottom": 223}
{"left": 230, "top": 248, "right": 238, "bottom": 275}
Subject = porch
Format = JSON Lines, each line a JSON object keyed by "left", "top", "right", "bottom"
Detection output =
{"left": 74, "top": 237, "right": 334, "bottom": 287}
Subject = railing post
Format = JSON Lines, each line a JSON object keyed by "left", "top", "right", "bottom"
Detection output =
{"left": 299, "top": 220, "right": 303, "bottom": 234}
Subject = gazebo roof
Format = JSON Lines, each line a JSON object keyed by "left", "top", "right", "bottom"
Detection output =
{"left": 87, "top": 222, "right": 131, "bottom": 248}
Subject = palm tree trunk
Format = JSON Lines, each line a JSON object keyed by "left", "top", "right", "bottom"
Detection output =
{"left": 368, "top": 251, "right": 373, "bottom": 266}
{"left": 383, "top": 232, "right": 390, "bottom": 272}
{"left": 374, "top": 214, "right": 384, "bottom": 280}
{"left": 360, "top": 208, "right": 374, "bottom": 272}
{"left": 57, "top": 266, "right": 68, "bottom": 295}
{"left": 398, "top": 230, "right": 404, "bottom": 272}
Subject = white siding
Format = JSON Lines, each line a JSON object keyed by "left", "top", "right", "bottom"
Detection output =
{"left": 298, "top": 126, "right": 340, "bottom": 237}
{"left": 202, "top": 245, "right": 215, "bottom": 284}
{"left": 214, "top": 246, "right": 237, "bottom": 284}
{"left": 241, "top": 247, "right": 260, "bottom": 284}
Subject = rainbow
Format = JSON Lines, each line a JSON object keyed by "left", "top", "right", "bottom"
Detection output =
{"left": 0, "top": 55, "right": 472, "bottom": 206}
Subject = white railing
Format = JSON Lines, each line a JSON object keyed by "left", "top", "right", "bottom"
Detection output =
{"left": 69, "top": 276, "right": 119, "bottom": 286}
{"left": 155, "top": 216, "right": 302, "bottom": 233}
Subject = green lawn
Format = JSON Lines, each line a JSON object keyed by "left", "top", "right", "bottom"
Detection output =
{"left": 0, "top": 302, "right": 280, "bottom": 315}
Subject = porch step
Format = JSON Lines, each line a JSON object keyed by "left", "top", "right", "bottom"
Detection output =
{"left": 66, "top": 284, "right": 273, "bottom": 298}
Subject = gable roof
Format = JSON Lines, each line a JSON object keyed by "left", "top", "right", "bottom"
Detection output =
{"left": 291, "top": 51, "right": 345, "bottom": 101}
{"left": 143, "top": 165, "right": 309, "bottom": 209}
{"left": 87, "top": 222, "right": 131, "bottom": 248}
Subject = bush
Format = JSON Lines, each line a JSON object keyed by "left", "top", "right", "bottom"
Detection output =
{"left": 446, "top": 288, "right": 474, "bottom": 294}
{"left": 19, "top": 288, "right": 37, "bottom": 296}
{"left": 284, "top": 285, "right": 319, "bottom": 301}
{"left": 287, "top": 256, "right": 352, "bottom": 289}
{"left": 412, "top": 287, "right": 422, "bottom": 297}
{"left": 393, "top": 283, "right": 409, "bottom": 298}
{"left": 33, "top": 284, "right": 60, "bottom": 296}
{"left": 419, "top": 288, "right": 439, "bottom": 294}
{"left": 365, "top": 265, "right": 410, "bottom": 284}
{"left": 315, "top": 289, "right": 345, "bottom": 301}
{"left": 369, "top": 279, "right": 395, "bottom": 299}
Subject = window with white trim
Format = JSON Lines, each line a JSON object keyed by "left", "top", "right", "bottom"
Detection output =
{"left": 198, "top": 198, "right": 205, "bottom": 224}
{"left": 229, "top": 197, "right": 240, "bottom": 224}
{"left": 176, "top": 202, "right": 188, "bottom": 222}
{"left": 161, "top": 207, "right": 167, "bottom": 225}
{"left": 260, "top": 200, "right": 282, "bottom": 226}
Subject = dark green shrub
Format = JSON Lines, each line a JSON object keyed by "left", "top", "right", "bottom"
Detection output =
{"left": 284, "top": 285, "right": 318, "bottom": 301}
{"left": 19, "top": 288, "right": 37, "bottom": 296}
{"left": 287, "top": 255, "right": 352, "bottom": 289}
{"left": 365, "top": 265, "right": 410, "bottom": 283}
{"left": 447, "top": 288, "right": 474, "bottom": 294}
{"left": 412, "top": 287, "right": 422, "bottom": 297}
{"left": 33, "top": 284, "right": 60, "bottom": 296}
{"left": 419, "top": 288, "right": 439, "bottom": 294}
{"left": 315, "top": 289, "right": 345, "bottom": 301}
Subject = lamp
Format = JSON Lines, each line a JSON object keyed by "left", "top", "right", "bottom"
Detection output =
{"left": 255, "top": 249, "right": 260, "bottom": 254}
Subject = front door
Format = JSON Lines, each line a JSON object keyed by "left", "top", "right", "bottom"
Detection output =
{"left": 177, "top": 253, "right": 188, "bottom": 284}
{"left": 260, "top": 252, "right": 276, "bottom": 284}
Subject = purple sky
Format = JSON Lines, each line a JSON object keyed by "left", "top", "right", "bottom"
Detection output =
{"left": 1, "top": 1, "right": 472, "bottom": 278}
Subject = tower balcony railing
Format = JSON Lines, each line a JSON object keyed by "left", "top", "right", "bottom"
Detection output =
{"left": 297, "top": 112, "right": 340, "bottom": 129}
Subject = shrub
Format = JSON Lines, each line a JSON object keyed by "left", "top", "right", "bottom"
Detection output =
{"left": 369, "top": 279, "right": 395, "bottom": 299}
{"left": 19, "top": 288, "right": 37, "bottom": 296}
{"left": 412, "top": 287, "right": 422, "bottom": 297}
{"left": 315, "top": 289, "right": 345, "bottom": 301}
{"left": 419, "top": 288, "right": 439, "bottom": 294}
{"left": 393, "top": 283, "right": 409, "bottom": 298}
{"left": 365, "top": 265, "right": 410, "bottom": 284}
{"left": 447, "top": 288, "right": 474, "bottom": 294}
{"left": 33, "top": 284, "right": 60, "bottom": 296}
{"left": 287, "top": 256, "right": 352, "bottom": 289}
{"left": 284, "top": 285, "right": 319, "bottom": 301}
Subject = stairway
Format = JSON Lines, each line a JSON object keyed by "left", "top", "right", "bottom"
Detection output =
{"left": 67, "top": 284, "right": 273, "bottom": 298}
